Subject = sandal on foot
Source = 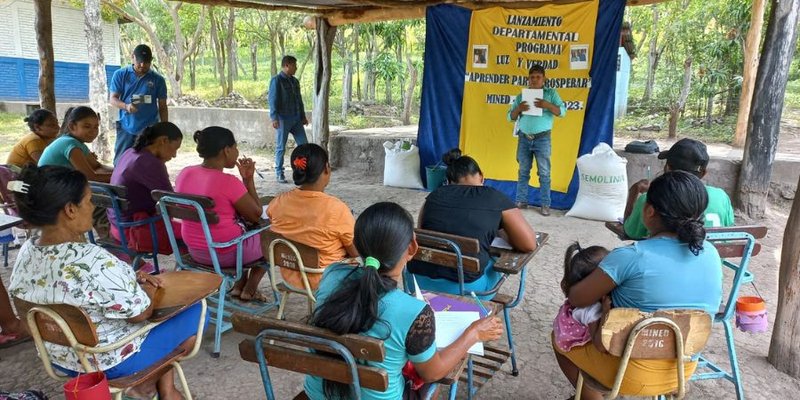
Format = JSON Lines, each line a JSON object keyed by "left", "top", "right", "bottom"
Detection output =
{"left": 238, "top": 290, "right": 269, "bottom": 303}
{"left": 0, "top": 332, "right": 31, "bottom": 349}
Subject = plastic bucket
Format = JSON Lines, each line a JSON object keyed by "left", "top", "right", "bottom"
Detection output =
{"left": 735, "top": 296, "right": 768, "bottom": 333}
{"left": 63, "top": 371, "right": 112, "bottom": 400}
{"left": 425, "top": 165, "right": 447, "bottom": 191}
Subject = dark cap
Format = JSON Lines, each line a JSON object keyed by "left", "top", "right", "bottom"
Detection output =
{"left": 658, "top": 138, "right": 709, "bottom": 173}
{"left": 133, "top": 44, "right": 153, "bottom": 63}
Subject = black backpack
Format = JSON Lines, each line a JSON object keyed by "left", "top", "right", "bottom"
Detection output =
{"left": 624, "top": 140, "right": 660, "bottom": 154}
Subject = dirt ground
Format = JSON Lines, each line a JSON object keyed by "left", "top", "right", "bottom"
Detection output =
{"left": 0, "top": 145, "right": 797, "bottom": 399}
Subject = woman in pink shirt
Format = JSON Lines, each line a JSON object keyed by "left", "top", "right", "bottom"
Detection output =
{"left": 175, "top": 126, "right": 267, "bottom": 302}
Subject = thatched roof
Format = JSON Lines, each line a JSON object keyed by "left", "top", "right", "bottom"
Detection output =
{"left": 176, "top": 0, "right": 667, "bottom": 25}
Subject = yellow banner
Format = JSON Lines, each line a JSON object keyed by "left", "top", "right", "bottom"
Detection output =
{"left": 460, "top": 2, "right": 599, "bottom": 192}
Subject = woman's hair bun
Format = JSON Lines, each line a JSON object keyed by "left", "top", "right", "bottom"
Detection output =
{"left": 442, "top": 148, "right": 463, "bottom": 166}
{"left": 23, "top": 117, "right": 30, "bottom": 122}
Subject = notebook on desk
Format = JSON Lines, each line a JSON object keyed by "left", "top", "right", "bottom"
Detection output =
{"left": 412, "top": 276, "right": 485, "bottom": 355}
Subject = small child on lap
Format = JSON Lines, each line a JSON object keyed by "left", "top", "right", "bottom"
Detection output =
{"left": 553, "top": 242, "right": 610, "bottom": 352}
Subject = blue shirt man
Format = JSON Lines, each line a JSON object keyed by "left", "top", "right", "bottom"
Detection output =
{"left": 109, "top": 44, "right": 168, "bottom": 165}
{"left": 507, "top": 65, "right": 566, "bottom": 216}
{"left": 268, "top": 55, "right": 308, "bottom": 183}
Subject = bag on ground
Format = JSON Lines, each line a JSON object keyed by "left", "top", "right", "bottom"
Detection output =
{"left": 383, "top": 140, "right": 424, "bottom": 189}
{"left": 566, "top": 143, "right": 628, "bottom": 222}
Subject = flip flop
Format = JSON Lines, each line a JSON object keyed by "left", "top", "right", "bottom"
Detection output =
{"left": 238, "top": 290, "right": 269, "bottom": 303}
{"left": 0, "top": 332, "right": 31, "bottom": 349}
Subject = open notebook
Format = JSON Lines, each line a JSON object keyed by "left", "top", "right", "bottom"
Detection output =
{"left": 413, "top": 276, "right": 485, "bottom": 356}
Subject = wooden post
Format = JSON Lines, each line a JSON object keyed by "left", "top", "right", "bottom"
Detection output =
{"left": 733, "top": 0, "right": 767, "bottom": 148}
{"left": 769, "top": 172, "right": 800, "bottom": 377}
{"left": 33, "top": 0, "right": 55, "bottom": 113}
{"left": 736, "top": 0, "right": 800, "bottom": 218}
{"left": 312, "top": 17, "right": 336, "bottom": 150}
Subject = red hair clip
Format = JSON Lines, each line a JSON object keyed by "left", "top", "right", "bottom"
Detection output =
{"left": 293, "top": 156, "right": 308, "bottom": 171}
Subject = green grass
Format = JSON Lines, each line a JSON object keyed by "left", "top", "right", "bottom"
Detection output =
{"left": 0, "top": 113, "right": 27, "bottom": 153}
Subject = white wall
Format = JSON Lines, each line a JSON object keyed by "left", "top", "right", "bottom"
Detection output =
{"left": 0, "top": 0, "right": 120, "bottom": 65}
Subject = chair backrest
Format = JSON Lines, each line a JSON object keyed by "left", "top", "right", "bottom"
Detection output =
{"left": 706, "top": 225, "right": 767, "bottom": 258}
{"left": 0, "top": 165, "right": 20, "bottom": 215}
{"left": 263, "top": 230, "right": 320, "bottom": 272}
{"left": 232, "top": 313, "right": 389, "bottom": 393}
{"left": 13, "top": 298, "right": 99, "bottom": 347}
{"left": 151, "top": 190, "right": 219, "bottom": 225}
{"left": 600, "top": 308, "right": 712, "bottom": 360}
{"left": 89, "top": 182, "right": 129, "bottom": 214}
{"left": 412, "top": 228, "right": 481, "bottom": 274}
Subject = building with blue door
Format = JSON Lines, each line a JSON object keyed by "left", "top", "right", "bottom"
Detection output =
{"left": 0, "top": 0, "right": 121, "bottom": 103}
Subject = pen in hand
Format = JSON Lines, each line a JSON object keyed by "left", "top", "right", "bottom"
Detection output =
{"left": 241, "top": 154, "right": 266, "bottom": 180}
{"left": 471, "top": 291, "right": 492, "bottom": 317}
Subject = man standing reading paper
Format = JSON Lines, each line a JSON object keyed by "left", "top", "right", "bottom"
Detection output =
{"left": 109, "top": 44, "right": 169, "bottom": 165}
{"left": 508, "top": 65, "right": 566, "bottom": 216}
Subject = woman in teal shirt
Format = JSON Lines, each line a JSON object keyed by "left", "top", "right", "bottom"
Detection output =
{"left": 553, "top": 171, "right": 722, "bottom": 399}
{"left": 38, "top": 106, "right": 113, "bottom": 183}
{"left": 305, "top": 202, "right": 502, "bottom": 400}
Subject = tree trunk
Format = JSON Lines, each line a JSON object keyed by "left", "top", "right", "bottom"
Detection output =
{"left": 667, "top": 57, "right": 693, "bottom": 138}
{"left": 298, "top": 32, "right": 314, "bottom": 80}
{"left": 733, "top": 0, "right": 767, "bottom": 148}
{"left": 355, "top": 25, "right": 361, "bottom": 102}
{"left": 165, "top": 3, "right": 185, "bottom": 97}
{"left": 33, "top": 0, "right": 55, "bottom": 113}
{"left": 312, "top": 17, "right": 336, "bottom": 149}
{"left": 736, "top": 0, "right": 800, "bottom": 219}
{"left": 251, "top": 42, "right": 258, "bottom": 81}
{"left": 341, "top": 60, "right": 352, "bottom": 121}
{"left": 769, "top": 172, "right": 800, "bottom": 377}
{"left": 385, "top": 78, "right": 392, "bottom": 105}
{"left": 725, "top": 84, "right": 739, "bottom": 116}
{"left": 705, "top": 95, "right": 713, "bottom": 128}
{"left": 643, "top": 6, "right": 659, "bottom": 102}
{"left": 84, "top": 0, "right": 110, "bottom": 161}
{"left": 269, "top": 31, "right": 278, "bottom": 77}
{"left": 189, "top": 52, "right": 197, "bottom": 90}
{"left": 210, "top": 9, "right": 228, "bottom": 95}
{"left": 226, "top": 9, "right": 236, "bottom": 94}
{"left": 402, "top": 55, "right": 417, "bottom": 125}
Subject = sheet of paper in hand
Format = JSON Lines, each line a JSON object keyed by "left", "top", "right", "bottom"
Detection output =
{"left": 522, "top": 89, "right": 544, "bottom": 116}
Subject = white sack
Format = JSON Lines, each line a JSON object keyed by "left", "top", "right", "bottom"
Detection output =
{"left": 383, "top": 140, "right": 424, "bottom": 189}
{"left": 566, "top": 143, "right": 628, "bottom": 221}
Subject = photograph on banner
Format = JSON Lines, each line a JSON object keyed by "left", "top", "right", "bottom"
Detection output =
{"left": 473, "top": 45, "right": 489, "bottom": 68}
{"left": 459, "top": 2, "right": 599, "bottom": 193}
{"left": 570, "top": 44, "right": 590, "bottom": 70}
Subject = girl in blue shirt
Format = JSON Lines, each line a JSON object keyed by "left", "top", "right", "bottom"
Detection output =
{"left": 306, "top": 202, "right": 503, "bottom": 400}
{"left": 38, "top": 106, "right": 113, "bottom": 183}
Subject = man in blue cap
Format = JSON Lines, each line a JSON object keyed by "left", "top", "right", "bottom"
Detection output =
{"left": 109, "top": 44, "right": 169, "bottom": 165}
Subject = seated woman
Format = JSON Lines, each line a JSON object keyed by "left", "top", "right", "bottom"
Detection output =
{"left": 175, "top": 126, "right": 266, "bottom": 302}
{"left": 267, "top": 143, "right": 358, "bottom": 290}
{"left": 8, "top": 166, "right": 207, "bottom": 400}
{"left": 38, "top": 106, "right": 113, "bottom": 183}
{"left": 553, "top": 171, "right": 723, "bottom": 399}
{"left": 6, "top": 109, "right": 60, "bottom": 168}
{"left": 109, "top": 122, "right": 183, "bottom": 254}
{"left": 306, "top": 202, "right": 503, "bottom": 400}
{"left": 407, "top": 148, "right": 537, "bottom": 299}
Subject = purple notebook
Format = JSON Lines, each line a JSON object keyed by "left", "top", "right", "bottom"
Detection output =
{"left": 422, "top": 291, "right": 487, "bottom": 316}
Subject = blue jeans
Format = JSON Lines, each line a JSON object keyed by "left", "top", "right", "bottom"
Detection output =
{"left": 516, "top": 130, "right": 551, "bottom": 206}
{"left": 274, "top": 115, "right": 309, "bottom": 176}
{"left": 114, "top": 122, "right": 140, "bottom": 166}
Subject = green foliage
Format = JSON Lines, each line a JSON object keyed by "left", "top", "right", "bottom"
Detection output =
{"left": 0, "top": 113, "right": 27, "bottom": 153}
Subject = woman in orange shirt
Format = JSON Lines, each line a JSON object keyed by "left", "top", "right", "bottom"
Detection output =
{"left": 6, "top": 109, "right": 59, "bottom": 167}
{"left": 267, "top": 143, "right": 358, "bottom": 290}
